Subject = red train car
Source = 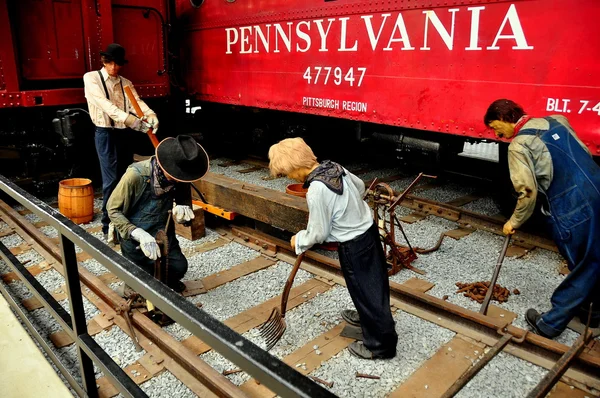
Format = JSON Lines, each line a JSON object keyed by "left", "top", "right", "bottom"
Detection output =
{"left": 175, "top": 0, "right": 600, "bottom": 157}
{"left": 0, "top": 0, "right": 169, "bottom": 107}
{"left": 0, "top": 0, "right": 171, "bottom": 191}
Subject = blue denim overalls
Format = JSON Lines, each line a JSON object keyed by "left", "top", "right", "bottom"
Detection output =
{"left": 119, "top": 162, "right": 188, "bottom": 288}
{"left": 517, "top": 117, "right": 600, "bottom": 336}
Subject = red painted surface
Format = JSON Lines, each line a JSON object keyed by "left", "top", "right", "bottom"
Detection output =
{"left": 0, "top": 0, "right": 170, "bottom": 107}
{"left": 176, "top": 0, "right": 600, "bottom": 155}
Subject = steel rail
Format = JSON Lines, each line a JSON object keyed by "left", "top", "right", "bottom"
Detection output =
{"left": 0, "top": 175, "right": 336, "bottom": 398}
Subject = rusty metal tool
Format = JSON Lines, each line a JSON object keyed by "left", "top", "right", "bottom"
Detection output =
{"left": 526, "top": 304, "right": 595, "bottom": 398}
{"left": 259, "top": 252, "right": 306, "bottom": 351}
{"left": 146, "top": 211, "right": 177, "bottom": 326}
{"left": 116, "top": 296, "right": 143, "bottom": 352}
{"left": 309, "top": 376, "right": 334, "bottom": 388}
{"left": 442, "top": 327, "right": 527, "bottom": 398}
{"left": 480, "top": 235, "right": 511, "bottom": 315}
{"left": 355, "top": 372, "right": 380, "bottom": 380}
{"left": 123, "top": 85, "right": 159, "bottom": 148}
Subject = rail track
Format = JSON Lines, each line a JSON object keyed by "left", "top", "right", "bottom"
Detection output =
{"left": 0, "top": 157, "right": 599, "bottom": 397}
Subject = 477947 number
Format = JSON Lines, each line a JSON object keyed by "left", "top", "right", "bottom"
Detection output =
{"left": 303, "top": 66, "right": 367, "bottom": 87}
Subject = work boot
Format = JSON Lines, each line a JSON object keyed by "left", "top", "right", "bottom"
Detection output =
{"left": 341, "top": 309, "right": 361, "bottom": 327}
{"left": 347, "top": 341, "right": 395, "bottom": 360}
{"left": 525, "top": 308, "right": 553, "bottom": 339}
{"left": 116, "top": 283, "right": 136, "bottom": 298}
{"left": 170, "top": 280, "right": 187, "bottom": 294}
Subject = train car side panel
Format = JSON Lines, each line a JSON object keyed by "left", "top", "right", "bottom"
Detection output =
{"left": 177, "top": 0, "right": 600, "bottom": 155}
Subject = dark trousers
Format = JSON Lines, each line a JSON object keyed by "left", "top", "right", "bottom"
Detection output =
{"left": 120, "top": 234, "right": 188, "bottom": 288}
{"left": 94, "top": 127, "right": 134, "bottom": 233}
{"left": 338, "top": 223, "right": 398, "bottom": 356}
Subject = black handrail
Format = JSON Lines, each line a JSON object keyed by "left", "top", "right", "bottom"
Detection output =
{"left": 0, "top": 174, "right": 335, "bottom": 398}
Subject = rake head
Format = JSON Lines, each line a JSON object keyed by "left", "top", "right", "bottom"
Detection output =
{"left": 259, "top": 307, "right": 286, "bottom": 351}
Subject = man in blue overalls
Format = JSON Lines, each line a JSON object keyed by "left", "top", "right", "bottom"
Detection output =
{"left": 484, "top": 99, "right": 600, "bottom": 338}
{"left": 107, "top": 135, "right": 209, "bottom": 294}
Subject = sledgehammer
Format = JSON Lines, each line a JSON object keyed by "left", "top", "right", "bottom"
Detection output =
{"left": 124, "top": 86, "right": 159, "bottom": 148}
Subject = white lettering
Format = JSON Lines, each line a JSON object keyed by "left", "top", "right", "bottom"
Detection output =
{"left": 225, "top": 28, "right": 239, "bottom": 54}
{"left": 466, "top": 6, "right": 485, "bottom": 50}
{"left": 339, "top": 17, "right": 358, "bottom": 51}
{"left": 342, "top": 101, "right": 368, "bottom": 112}
{"left": 240, "top": 26, "right": 253, "bottom": 54}
{"left": 384, "top": 13, "right": 414, "bottom": 51}
{"left": 274, "top": 22, "right": 293, "bottom": 53}
{"left": 362, "top": 14, "right": 390, "bottom": 51}
{"left": 421, "top": 9, "right": 459, "bottom": 50}
{"left": 225, "top": 6, "right": 533, "bottom": 55}
{"left": 487, "top": 4, "right": 533, "bottom": 50}
{"left": 253, "top": 24, "right": 270, "bottom": 53}
{"left": 296, "top": 21, "right": 311, "bottom": 52}
{"left": 314, "top": 18, "right": 336, "bottom": 52}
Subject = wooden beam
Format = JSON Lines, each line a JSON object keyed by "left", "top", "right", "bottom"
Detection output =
{"left": 193, "top": 173, "right": 308, "bottom": 233}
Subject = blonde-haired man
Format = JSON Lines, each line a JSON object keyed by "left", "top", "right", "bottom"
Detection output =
{"left": 269, "top": 137, "right": 398, "bottom": 359}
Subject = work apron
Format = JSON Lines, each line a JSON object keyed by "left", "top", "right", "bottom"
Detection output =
{"left": 120, "top": 164, "right": 188, "bottom": 288}
{"left": 518, "top": 117, "right": 600, "bottom": 336}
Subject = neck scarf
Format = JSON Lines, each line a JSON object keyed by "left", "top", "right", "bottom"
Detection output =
{"left": 303, "top": 160, "right": 345, "bottom": 195}
{"left": 151, "top": 157, "right": 175, "bottom": 197}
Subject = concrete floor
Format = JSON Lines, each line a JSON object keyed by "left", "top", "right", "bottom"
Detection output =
{"left": 0, "top": 293, "right": 73, "bottom": 398}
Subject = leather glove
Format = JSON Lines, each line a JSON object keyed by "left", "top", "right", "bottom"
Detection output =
{"left": 173, "top": 205, "right": 195, "bottom": 224}
{"left": 131, "top": 228, "right": 161, "bottom": 260}
{"left": 125, "top": 114, "right": 151, "bottom": 133}
{"left": 144, "top": 113, "right": 159, "bottom": 135}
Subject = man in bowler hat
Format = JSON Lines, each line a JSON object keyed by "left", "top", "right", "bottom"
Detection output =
{"left": 107, "top": 135, "right": 209, "bottom": 294}
{"left": 83, "top": 43, "right": 160, "bottom": 241}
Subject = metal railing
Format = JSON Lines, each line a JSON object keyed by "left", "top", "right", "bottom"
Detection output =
{"left": 0, "top": 175, "right": 336, "bottom": 398}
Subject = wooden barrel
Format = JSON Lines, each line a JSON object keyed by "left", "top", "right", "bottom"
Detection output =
{"left": 58, "top": 178, "right": 94, "bottom": 224}
{"left": 285, "top": 183, "right": 308, "bottom": 198}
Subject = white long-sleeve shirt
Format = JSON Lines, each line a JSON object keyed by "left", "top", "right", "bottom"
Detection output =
{"left": 83, "top": 67, "right": 153, "bottom": 128}
{"left": 295, "top": 168, "right": 373, "bottom": 254}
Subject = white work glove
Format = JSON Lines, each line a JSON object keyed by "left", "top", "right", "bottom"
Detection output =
{"left": 124, "top": 114, "right": 151, "bottom": 133}
{"left": 143, "top": 113, "right": 159, "bottom": 135}
{"left": 173, "top": 205, "right": 195, "bottom": 224}
{"left": 131, "top": 228, "right": 161, "bottom": 260}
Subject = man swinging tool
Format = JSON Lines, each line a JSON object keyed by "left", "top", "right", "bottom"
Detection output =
{"left": 484, "top": 99, "right": 600, "bottom": 339}
{"left": 107, "top": 135, "right": 209, "bottom": 295}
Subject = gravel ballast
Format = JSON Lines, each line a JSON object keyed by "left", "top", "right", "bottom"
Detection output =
{"left": 389, "top": 227, "right": 582, "bottom": 346}
{"left": 455, "top": 352, "right": 546, "bottom": 398}
{"left": 310, "top": 312, "right": 455, "bottom": 397}
{"left": 183, "top": 242, "right": 260, "bottom": 281}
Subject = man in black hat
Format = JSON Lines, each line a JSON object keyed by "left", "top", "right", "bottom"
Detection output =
{"left": 83, "top": 43, "right": 160, "bottom": 241}
{"left": 106, "top": 135, "right": 209, "bottom": 294}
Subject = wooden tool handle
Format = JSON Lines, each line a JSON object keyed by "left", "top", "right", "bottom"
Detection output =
{"left": 280, "top": 252, "right": 306, "bottom": 317}
{"left": 480, "top": 235, "right": 511, "bottom": 315}
{"left": 123, "top": 86, "right": 159, "bottom": 148}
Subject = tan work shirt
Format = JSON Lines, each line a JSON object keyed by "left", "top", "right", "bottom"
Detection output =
{"left": 507, "top": 115, "right": 590, "bottom": 228}
{"left": 83, "top": 67, "right": 154, "bottom": 128}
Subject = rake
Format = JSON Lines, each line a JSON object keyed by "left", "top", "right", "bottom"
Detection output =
{"left": 259, "top": 252, "right": 306, "bottom": 351}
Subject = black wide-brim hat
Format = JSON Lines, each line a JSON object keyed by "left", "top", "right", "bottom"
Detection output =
{"left": 100, "top": 43, "right": 128, "bottom": 66}
{"left": 156, "top": 135, "right": 210, "bottom": 182}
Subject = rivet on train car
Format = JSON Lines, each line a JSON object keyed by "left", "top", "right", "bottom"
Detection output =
{"left": 9, "top": 94, "right": 13, "bottom": 99}
{"left": 16, "top": 94, "right": 20, "bottom": 98}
